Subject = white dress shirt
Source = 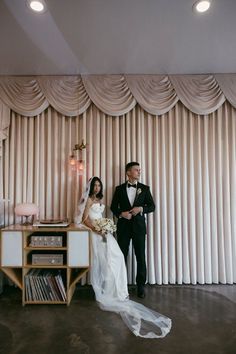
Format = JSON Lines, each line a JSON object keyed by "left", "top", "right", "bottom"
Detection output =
{"left": 126, "top": 181, "right": 137, "bottom": 206}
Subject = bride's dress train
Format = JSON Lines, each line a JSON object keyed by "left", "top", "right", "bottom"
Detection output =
{"left": 88, "top": 203, "right": 171, "bottom": 339}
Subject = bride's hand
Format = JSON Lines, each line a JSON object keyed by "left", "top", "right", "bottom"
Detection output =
{"left": 93, "top": 228, "right": 105, "bottom": 236}
{"left": 95, "top": 230, "right": 107, "bottom": 242}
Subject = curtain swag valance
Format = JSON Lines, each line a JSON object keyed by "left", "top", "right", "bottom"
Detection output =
{"left": 0, "top": 74, "right": 236, "bottom": 136}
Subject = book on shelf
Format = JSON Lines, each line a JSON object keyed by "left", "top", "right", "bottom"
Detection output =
{"left": 55, "top": 271, "right": 67, "bottom": 301}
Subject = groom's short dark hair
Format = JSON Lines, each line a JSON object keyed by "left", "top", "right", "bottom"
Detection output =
{"left": 125, "top": 162, "right": 140, "bottom": 172}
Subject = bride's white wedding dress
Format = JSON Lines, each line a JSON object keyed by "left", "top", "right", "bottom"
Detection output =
{"left": 87, "top": 203, "right": 172, "bottom": 339}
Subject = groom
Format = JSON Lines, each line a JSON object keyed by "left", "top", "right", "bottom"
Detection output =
{"left": 111, "top": 162, "right": 155, "bottom": 298}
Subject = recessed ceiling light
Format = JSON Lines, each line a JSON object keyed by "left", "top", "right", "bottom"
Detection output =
{"left": 27, "top": 0, "right": 46, "bottom": 13}
{"left": 193, "top": 0, "right": 211, "bottom": 13}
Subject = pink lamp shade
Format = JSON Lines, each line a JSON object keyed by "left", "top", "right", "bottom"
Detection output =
{"left": 15, "top": 203, "right": 39, "bottom": 216}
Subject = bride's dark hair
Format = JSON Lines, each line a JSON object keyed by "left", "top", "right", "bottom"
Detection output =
{"left": 89, "top": 177, "right": 103, "bottom": 200}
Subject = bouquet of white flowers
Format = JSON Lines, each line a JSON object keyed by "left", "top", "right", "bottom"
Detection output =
{"left": 92, "top": 218, "right": 116, "bottom": 242}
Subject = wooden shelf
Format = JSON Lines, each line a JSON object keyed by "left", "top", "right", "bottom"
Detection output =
{"left": 0, "top": 225, "right": 90, "bottom": 306}
{"left": 1, "top": 223, "right": 88, "bottom": 232}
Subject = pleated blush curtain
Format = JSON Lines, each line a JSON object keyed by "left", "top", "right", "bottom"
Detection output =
{"left": 1, "top": 74, "right": 236, "bottom": 120}
{"left": 1, "top": 98, "right": 236, "bottom": 285}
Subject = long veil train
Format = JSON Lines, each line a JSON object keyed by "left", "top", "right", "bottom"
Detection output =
{"left": 98, "top": 293, "right": 172, "bottom": 338}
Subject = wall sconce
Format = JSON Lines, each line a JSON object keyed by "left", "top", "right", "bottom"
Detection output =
{"left": 15, "top": 203, "right": 39, "bottom": 225}
{"left": 69, "top": 139, "right": 87, "bottom": 175}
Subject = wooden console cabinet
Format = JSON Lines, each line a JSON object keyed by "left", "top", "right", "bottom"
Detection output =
{"left": 0, "top": 224, "right": 90, "bottom": 306}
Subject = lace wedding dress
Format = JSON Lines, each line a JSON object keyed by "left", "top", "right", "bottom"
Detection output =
{"left": 87, "top": 202, "right": 172, "bottom": 339}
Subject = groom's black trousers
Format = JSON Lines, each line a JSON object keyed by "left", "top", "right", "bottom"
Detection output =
{"left": 117, "top": 220, "right": 146, "bottom": 287}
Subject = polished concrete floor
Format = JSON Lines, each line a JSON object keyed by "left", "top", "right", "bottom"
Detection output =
{"left": 0, "top": 284, "right": 236, "bottom": 354}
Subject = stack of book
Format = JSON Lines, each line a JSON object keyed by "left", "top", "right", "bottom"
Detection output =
{"left": 25, "top": 269, "right": 66, "bottom": 302}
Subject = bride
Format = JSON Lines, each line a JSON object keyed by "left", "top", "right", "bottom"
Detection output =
{"left": 75, "top": 176, "right": 171, "bottom": 339}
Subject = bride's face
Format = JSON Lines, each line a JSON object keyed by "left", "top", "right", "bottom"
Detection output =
{"left": 93, "top": 181, "right": 101, "bottom": 195}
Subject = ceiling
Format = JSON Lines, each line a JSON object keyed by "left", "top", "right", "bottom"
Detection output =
{"left": 0, "top": 0, "right": 236, "bottom": 75}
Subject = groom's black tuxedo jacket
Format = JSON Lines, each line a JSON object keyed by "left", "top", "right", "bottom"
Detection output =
{"left": 111, "top": 182, "right": 155, "bottom": 235}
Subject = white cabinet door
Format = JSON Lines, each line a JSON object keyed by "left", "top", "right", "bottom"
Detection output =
{"left": 68, "top": 231, "right": 89, "bottom": 267}
{"left": 1, "top": 231, "right": 23, "bottom": 266}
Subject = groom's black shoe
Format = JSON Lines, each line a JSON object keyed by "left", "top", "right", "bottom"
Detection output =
{"left": 137, "top": 285, "right": 145, "bottom": 299}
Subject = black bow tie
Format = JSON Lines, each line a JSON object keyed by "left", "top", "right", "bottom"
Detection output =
{"left": 128, "top": 183, "right": 137, "bottom": 188}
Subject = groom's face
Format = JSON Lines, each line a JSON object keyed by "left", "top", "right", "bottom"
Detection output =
{"left": 127, "top": 165, "right": 141, "bottom": 181}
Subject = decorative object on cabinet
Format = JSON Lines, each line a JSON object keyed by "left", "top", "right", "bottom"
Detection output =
{"left": 15, "top": 203, "right": 39, "bottom": 225}
{"left": 33, "top": 221, "right": 70, "bottom": 227}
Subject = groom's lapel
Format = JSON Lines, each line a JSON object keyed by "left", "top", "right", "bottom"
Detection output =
{"left": 133, "top": 182, "right": 142, "bottom": 205}
{"left": 122, "top": 183, "right": 132, "bottom": 209}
